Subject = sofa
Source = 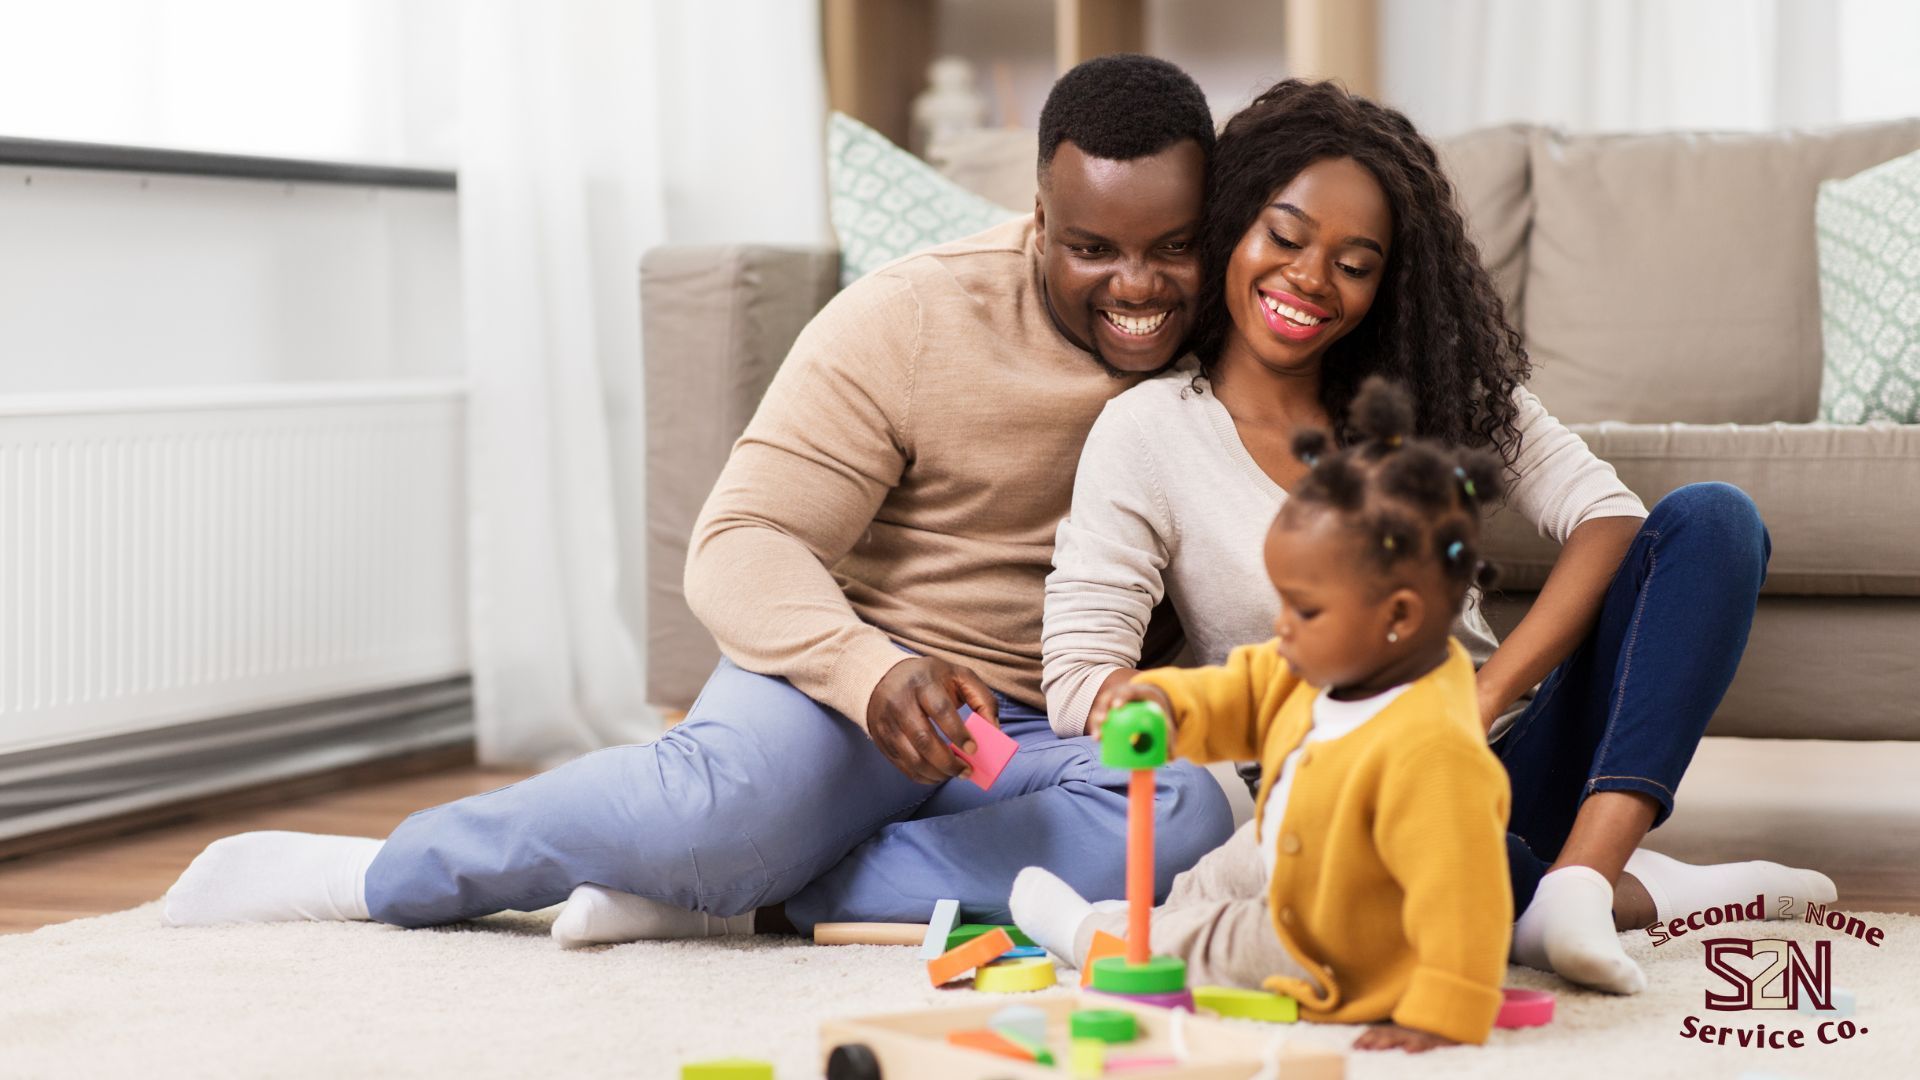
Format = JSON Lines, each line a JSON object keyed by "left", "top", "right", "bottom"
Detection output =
{"left": 642, "top": 118, "right": 1920, "bottom": 741}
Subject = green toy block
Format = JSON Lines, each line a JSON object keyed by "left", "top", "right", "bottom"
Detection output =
{"left": 945, "top": 922, "right": 1036, "bottom": 952}
{"left": 1069, "top": 1008, "right": 1138, "bottom": 1043}
{"left": 1193, "top": 985, "right": 1299, "bottom": 1022}
{"left": 1089, "top": 954, "right": 1187, "bottom": 994}
{"left": 1101, "top": 701, "right": 1168, "bottom": 769}
{"left": 681, "top": 1059, "right": 773, "bottom": 1080}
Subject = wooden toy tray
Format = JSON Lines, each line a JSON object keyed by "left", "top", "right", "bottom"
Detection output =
{"left": 819, "top": 991, "right": 1344, "bottom": 1079}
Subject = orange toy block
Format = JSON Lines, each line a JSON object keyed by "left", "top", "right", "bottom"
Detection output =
{"left": 947, "top": 1027, "right": 1042, "bottom": 1064}
{"left": 1080, "top": 929, "right": 1127, "bottom": 988}
{"left": 927, "top": 927, "right": 1015, "bottom": 987}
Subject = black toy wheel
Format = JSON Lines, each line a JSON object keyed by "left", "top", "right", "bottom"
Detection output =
{"left": 825, "top": 1042, "right": 881, "bottom": 1080}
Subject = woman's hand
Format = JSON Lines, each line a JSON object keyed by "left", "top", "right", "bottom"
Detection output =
{"left": 1352, "top": 1023, "right": 1457, "bottom": 1053}
{"left": 1087, "top": 671, "right": 1173, "bottom": 739}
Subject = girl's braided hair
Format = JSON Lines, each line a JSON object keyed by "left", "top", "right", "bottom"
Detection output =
{"left": 1196, "top": 79, "right": 1531, "bottom": 469}
{"left": 1285, "top": 377, "right": 1505, "bottom": 599}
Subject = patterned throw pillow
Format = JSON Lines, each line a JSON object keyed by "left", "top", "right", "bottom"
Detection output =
{"left": 827, "top": 112, "right": 1022, "bottom": 288}
{"left": 1817, "top": 148, "right": 1920, "bottom": 423}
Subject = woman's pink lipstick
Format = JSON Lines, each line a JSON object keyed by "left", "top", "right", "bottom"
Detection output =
{"left": 1257, "top": 288, "right": 1331, "bottom": 342}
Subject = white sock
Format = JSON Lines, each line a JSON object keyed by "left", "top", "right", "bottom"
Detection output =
{"left": 1513, "top": 865, "right": 1646, "bottom": 995}
{"left": 1009, "top": 866, "right": 1095, "bottom": 965}
{"left": 162, "top": 831, "right": 380, "bottom": 925}
{"left": 550, "top": 884, "right": 753, "bottom": 949}
{"left": 1626, "top": 848, "right": 1837, "bottom": 923}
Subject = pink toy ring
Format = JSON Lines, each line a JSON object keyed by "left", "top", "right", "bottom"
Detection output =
{"left": 1496, "top": 988, "right": 1554, "bottom": 1029}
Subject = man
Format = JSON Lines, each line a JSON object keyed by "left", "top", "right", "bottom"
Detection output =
{"left": 162, "top": 55, "right": 1233, "bottom": 942}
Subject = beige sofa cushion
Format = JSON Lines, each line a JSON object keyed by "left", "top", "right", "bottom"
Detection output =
{"left": 1524, "top": 119, "right": 1920, "bottom": 425}
{"left": 1482, "top": 594, "right": 1920, "bottom": 740}
{"left": 1435, "top": 124, "right": 1532, "bottom": 328}
{"left": 1483, "top": 421, "right": 1920, "bottom": 597}
{"left": 642, "top": 244, "right": 840, "bottom": 709}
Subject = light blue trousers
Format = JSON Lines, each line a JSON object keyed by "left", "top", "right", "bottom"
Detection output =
{"left": 364, "top": 657, "right": 1234, "bottom": 930}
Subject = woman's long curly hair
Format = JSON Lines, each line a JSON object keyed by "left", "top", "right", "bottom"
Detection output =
{"left": 1193, "top": 79, "right": 1530, "bottom": 467}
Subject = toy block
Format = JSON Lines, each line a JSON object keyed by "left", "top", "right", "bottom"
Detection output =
{"left": 988, "top": 1004, "right": 1048, "bottom": 1045}
{"left": 918, "top": 898, "right": 961, "bottom": 959}
{"left": 992, "top": 1024, "right": 1057, "bottom": 1065}
{"left": 975, "top": 955, "right": 1057, "bottom": 993}
{"left": 1090, "top": 987, "right": 1195, "bottom": 1012}
{"left": 947, "top": 1027, "right": 1051, "bottom": 1065}
{"left": 1069, "top": 1037, "right": 1107, "bottom": 1078}
{"left": 1001, "top": 944, "right": 1047, "bottom": 959}
{"left": 1069, "top": 1008, "right": 1137, "bottom": 1043}
{"left": 1494, "top": 988, "right": 1555, "bottom": 1028}
{"left": 954, "top": 712, "right": 1018, "bottom": 790}
{"left": 1193, "top": 985, "right": 1298, "bottom": 1023}
{"left": 927, "top": 927, "right": 1014, "bottom": 987}
{"left": 681, "top": 1059, "right": 773, "bottom": 1080}
{"left": 1105, "top": 1054, "right": 1179, "bottom": 1073}
{"left": 1080, "top": 930, "right": 1127, "bottom": 988}
{"left": 1101, "top": 702, "right": 1168, "bottom": 769}
{"left": 1090, "top": 955, "right": 1186, "bottom": 994}
{"left": 811, "top": 922, "right": 926, "bottom": 946}
{"left": 946, "top": 923, "right": 1035, "bottom": 951}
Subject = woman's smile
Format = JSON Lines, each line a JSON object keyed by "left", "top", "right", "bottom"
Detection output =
{"left": 1256, "top": 286, "right": 1333, "bottom": 343}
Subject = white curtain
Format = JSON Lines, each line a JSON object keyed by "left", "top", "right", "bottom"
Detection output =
{"left": 1379, "top": 0, "right": 1920, "bottom": 137}
{"left": 445, "top": 0, "right": 827, "bottom": 764}
{"left": 0, "top": 0, "right": 828, "bottom": 766}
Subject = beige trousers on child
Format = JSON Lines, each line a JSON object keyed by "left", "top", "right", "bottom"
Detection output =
{"left": 1074, "top": 819, "right": 1313, "bottom": 989}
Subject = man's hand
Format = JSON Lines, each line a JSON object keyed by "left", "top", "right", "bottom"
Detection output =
{"left": 1352, "top": 1023, "right": 1458, "bottom": 1053}
{"left": 1086, "top": 671, "right": 1172, "bottom": 739}
{"left": 865, "top": 657, "right": 1000, "bottom": 784}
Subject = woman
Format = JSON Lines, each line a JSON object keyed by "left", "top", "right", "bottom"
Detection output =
{"left": 1042, "top": 80, "right": 1834, "bottom": 994}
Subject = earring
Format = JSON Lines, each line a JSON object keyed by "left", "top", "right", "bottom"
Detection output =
{"left": 1387, "top": 630, "right": 1400, "bottom": 644}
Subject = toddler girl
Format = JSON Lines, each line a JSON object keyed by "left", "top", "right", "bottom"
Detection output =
{"left": 1014, "top": 378, "right": 1513, "bottom": 1052}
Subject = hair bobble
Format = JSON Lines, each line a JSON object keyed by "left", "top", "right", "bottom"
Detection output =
{"left": 1446, "top": 540, "right": 1465, "bottom": 562}
{"left": 1454, "top": 465, "right": 1478, "bottom": 499}
{"left": 1382, "top": 534, "right": 1398, "bottom": 552}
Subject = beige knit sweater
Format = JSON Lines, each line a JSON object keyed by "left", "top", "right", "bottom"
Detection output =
{"left": 685, "top": 217, "right": 1146, "bottom": 726}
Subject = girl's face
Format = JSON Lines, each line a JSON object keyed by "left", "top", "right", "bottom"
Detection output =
{"left": 1222, "top": 156, "right": 1393, "bottom": 377}
{"left": 1264, "top": 512, "right": 1400, "bottom": 691}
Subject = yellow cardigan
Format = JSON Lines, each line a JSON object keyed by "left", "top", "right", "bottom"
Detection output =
{"left": 1136, "top": 638, "right": 1512, "bottom": 1045}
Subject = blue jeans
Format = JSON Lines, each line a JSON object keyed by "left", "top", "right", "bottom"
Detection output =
{"left": 1498, "top": 483, "right": 1771, "bottom": 912}
{"left": 363, "top": 658, "right": 1233, "bottom": 929}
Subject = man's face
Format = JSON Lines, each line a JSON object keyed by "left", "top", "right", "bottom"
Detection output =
{"left": 1035, "top": 139, "right": 1207, "bottom": 375}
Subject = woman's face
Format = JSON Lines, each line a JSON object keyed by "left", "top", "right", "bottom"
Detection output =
{"left": 1222, "top": 156, "right": 1392, "bottom": 376}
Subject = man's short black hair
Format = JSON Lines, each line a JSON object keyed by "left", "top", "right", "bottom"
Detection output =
{"left": 1037, "top": 54, "right": 1214, "bottom": 179}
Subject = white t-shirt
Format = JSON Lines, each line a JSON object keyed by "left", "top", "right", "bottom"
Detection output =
{"left": 1260, "top": 682, "right": 1413, "bottom": 877}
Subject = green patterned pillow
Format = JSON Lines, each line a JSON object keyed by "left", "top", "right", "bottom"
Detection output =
{"left": 1817, "top": 148, "right": 1920, "bottom": 423}
{"left": 827, "top": 112, "right": 1022, "bottom": 288}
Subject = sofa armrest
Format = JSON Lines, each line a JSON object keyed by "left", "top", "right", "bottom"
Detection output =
{"left": 1482, "top": 421, "right": 1920, "bottom": 597}
{"left": 642, "top": 244, "right": 840, "bottom": 709}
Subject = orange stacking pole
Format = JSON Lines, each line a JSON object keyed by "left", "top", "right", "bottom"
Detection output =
{"left": 1127, "top": 768, "right": 1153, "bottom": 965}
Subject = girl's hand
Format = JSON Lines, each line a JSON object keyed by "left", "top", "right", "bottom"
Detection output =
{"left": 1087, "top": 674, "right": 1173, "bottom": 739}
{"left": 1353, "top": 1023, "right": 1458, "bottom": 1053}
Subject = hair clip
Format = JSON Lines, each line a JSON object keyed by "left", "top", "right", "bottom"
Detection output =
{"left": 1454, "top": 465, "right": 1478, "bottom": 499}
{"left": 1447, "top": 540, "right": 1465, "bottom": 562}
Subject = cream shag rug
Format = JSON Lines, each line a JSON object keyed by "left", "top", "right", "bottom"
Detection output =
{"left": 0, "top": 904, "right": 1912, "bottom": 1079}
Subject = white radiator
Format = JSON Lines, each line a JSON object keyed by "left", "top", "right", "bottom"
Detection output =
{"left": 0, "top": 382, "right": 468, "bottom": 756}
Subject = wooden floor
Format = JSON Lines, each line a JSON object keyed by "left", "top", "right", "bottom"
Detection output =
{"left": 1, "top": 737, "right": 1915, "bottom": 935}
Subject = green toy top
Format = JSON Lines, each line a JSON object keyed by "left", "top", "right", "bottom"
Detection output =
{"left": 1101, "top": 700, "right": 1168, "bottom": 770}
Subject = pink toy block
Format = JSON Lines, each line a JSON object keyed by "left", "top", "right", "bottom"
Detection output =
{"left": 955, "top": 713, "right": 1017, "bottom": 791}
